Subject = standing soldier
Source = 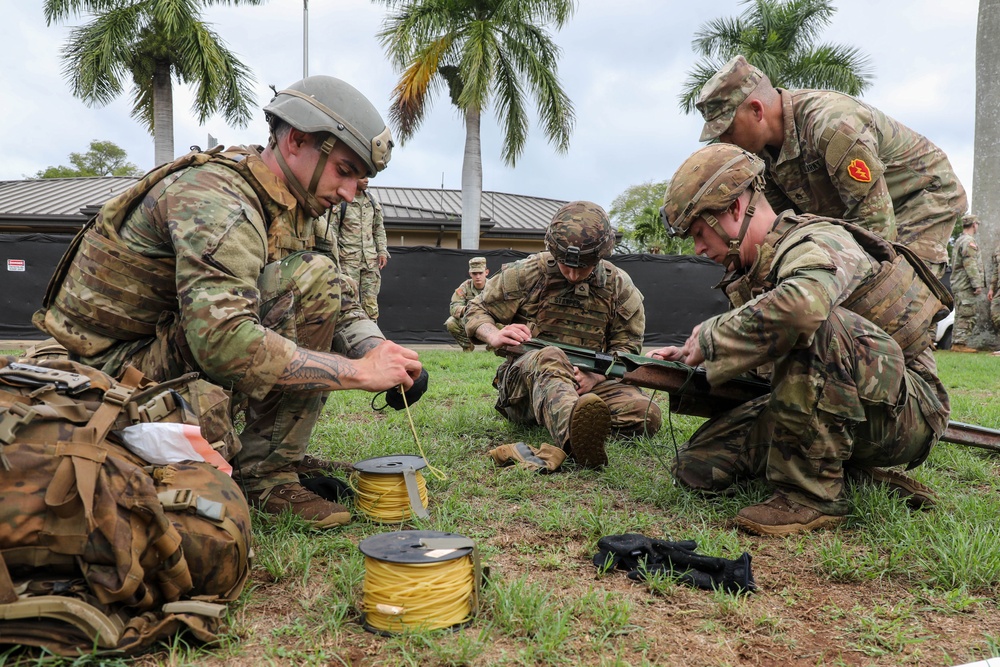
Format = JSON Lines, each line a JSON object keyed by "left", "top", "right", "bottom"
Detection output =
{"left": 332, "top": 176, "right": 389, "bottom": 319}
{"left": 989, "top": 242, "right": 1000, "bottom": 335}
{"left": 696, "top": 55, "right": 967, "bottom": 282}
{"left": 465, "top": 202, "right": 661, "bottom": 472}
{"left": 950, "top": 215, "right": 985, "bottom": 352}
{"left": 445, "top": 256, "right": 490, "bottom": 351}
{"left": 654, "top": 144, "right": 948, "bottom": 536}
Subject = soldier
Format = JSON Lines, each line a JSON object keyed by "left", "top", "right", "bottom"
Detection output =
{"left": 34, "top": 76, "right": 422, "bottom": 529}
{"left": 653, "top": 144, "right": 949, "bottom": 536}
{"left": 465, "top": 201, "right": 662, "bottom": 471}
{"left": 989, "top": 242, "right": 1000, "bottom": 335}
{"left": 696, "top": 55, "right": 967, "bottom": 282}
{"left": 330, "top": 176, "right": 389, "bottom": 319}
{"left": 445, "top": 256, "right": 490, "bottom": 351}
{"left": 950, "top": 214, "right": 985, "bottom": 352}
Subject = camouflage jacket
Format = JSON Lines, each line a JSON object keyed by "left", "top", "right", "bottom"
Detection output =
{"left": 449, "top": 278, "right": 484, "bottom": 320}
{"left": 85, "top": 147, "right": 379, "bottom": 398}
{"left": 331, "top": 190, "right": 387, "bottom": 270}
{"left": 761, "top": 89, "right": 967, "bottom": 265}
{"left": 464, "top": 252, "right": 645, "bottom": 354}
{"left": 992, "top": 248, "right": 1000, "bottom": 295}
{"left": 698, "top": 212, "right": 949, "bottom": 433}
{"left": 950, "top": 232, "right": 984, "bottom": 293}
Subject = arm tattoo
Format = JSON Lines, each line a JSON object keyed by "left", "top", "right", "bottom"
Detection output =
{"left": 279, "top": 349, "right": 358, "bottom": 390}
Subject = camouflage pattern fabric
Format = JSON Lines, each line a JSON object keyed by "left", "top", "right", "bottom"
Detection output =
{"left": 951, "top": 232, "right": 985, "bottom": 345}
{"left": 678, "top": 216, "right": 949, "bottom": 514}
{"left": 63, "top": 157, "right": 381, "bottom": 493}
{"left": 545, "top": 201, "right": 615, "bottom": 267}
{"left": 444, "top": 277, "right": 483, "bottom": 349}
{"left": 466, "top": 253, "right": 660, "bottom": 447}
{"left": 331, "top": 190, "right": 387, "bottom": 319}
{"left": 761, "top": 89, "right": 967, "bottom": 272}
{"left": 990, "top": 247, "right": 1000, "bottom": 330}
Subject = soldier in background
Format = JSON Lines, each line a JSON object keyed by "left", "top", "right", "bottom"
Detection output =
{"left": 445, "top": 256, "right": 490, "bottom": 351}
{"left": 465, "top": 202, "right": 661, "bottom": 472}
{"left": 331, "top": 176, "right": 389, "bottom": 319}
{"left": 34, "top": 76, "right": 421, "bottom": 529}
{"left": 986, "top": 240, "right": 1000, "bottom": 338}
{"left": 696, "top": 55, "right": 967, "bottom": 282}
{"left": 655, "top": 144, "right": 948, "bottom": 536}
{"left": 950, "top": 215, "right": 985, "bottom": 353}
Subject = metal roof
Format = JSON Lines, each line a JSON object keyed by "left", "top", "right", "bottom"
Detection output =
{"left": 0, "top": 177, "right": 566, "bottom": 238}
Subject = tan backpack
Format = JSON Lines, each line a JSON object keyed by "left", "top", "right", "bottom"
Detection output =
{"left": 0, "top": 355, "right": 251, "bottom": 656}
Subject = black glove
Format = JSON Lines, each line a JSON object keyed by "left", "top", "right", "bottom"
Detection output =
{"left": 593, "top": 533, "right": 756, "bottom": 594}
{"left": 299, "top": 475, "right": 354, "bottom": 503}
{"left": 375, "top": 368, "right": 429, "bottom": 411}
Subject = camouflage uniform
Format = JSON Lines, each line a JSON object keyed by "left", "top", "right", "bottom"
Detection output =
{"left": 331, "top": 190, "right": 388, "bottom": 319}
{"left": 697, "top": 57, "right": 968, "bottom": 278}
{"left": 675, "top": 213, "right": 950, "bottom": 515}
{"left": 36, "top": 147, "right": 382, "bottom": 494}
{"left": 464, "top": 253, "right": 662, "bottom": 449}
{"left": 950, "top": 228, "right": 985, "bottom": 346}
{"left": 445, "top": 278, "right": 484, "bottom": 350}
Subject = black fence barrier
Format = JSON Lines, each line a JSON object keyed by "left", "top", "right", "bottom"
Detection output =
{"left": 0, "top": 237, "right": 729, "bottom": 347}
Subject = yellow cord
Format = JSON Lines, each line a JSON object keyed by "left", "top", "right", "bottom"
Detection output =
{"left": 362, "top": 555, "right": 474, "bottom": 632}
{"left": 353, "top": 470, "right": 428, "bottom": 521}
{"left": 399, "top": 383, "right": 447, "bottom": 482}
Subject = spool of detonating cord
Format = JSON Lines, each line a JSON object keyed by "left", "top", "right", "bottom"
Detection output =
{"left": 352, "top": 455, "right": 430, "bottom": 522}
{"left": 359, "top": 530, "right": 480, "bottom": 634}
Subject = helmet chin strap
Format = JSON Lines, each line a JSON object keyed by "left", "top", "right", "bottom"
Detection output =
{"left": 270, "top": 132, "right": 337, "bottom": 218}
{"left": 703, "top": 185, "right": 763, "bottom": 273}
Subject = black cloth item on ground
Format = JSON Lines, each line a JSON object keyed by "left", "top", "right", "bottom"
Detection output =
{"left": 592, "top": 533, "right": 756, "bottom": 594}
{"left": 376, "top": 368, "right": 430, "bottom": 411}
{"left": 299, "top": 475, "right": 355, "bottom": 502}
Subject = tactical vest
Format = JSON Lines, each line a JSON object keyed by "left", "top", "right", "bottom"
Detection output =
{"left": 529, "top": 254, "right": 617, "bottom": 351}
{"left": 724, "top": 214, "right": 952, "bottom": 363}
{"left": 35, "top": 147, "right": 314, "bottom": 358}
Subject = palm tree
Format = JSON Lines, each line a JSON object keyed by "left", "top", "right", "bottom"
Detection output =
{"left": 375, "top": 0, "right": 576, "bottom": 249}
{"left": 678, "top": 0, "right": 873, "bottom": 114}
{"left": 44, "top": 0, "right": 263, "bottom": 166}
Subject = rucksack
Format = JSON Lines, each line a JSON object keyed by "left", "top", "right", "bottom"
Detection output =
{"left": 0, "top": 354, "right": 251, "bottom": 656}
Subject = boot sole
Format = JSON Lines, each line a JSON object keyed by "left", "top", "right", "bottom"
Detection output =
{"left": 570, "top": 394, "right": 611, "bottom": 469}
{"left": 735, "top": 513, "right": 845, "bottom": 537}
{"left": 868, "top": 468, "right": 937, "bottom": 510}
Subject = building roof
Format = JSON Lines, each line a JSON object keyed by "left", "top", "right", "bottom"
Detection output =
{"left": 0, "top": 176, "right": 566, "bottom": 239}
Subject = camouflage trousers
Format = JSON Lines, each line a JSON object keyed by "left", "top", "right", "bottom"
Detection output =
{"left": 952, "top": 287, "right": 980, "bottom": 346}
{"left": 674, "top": 307, "right": 936, "bottom": 515}
{"left": 96, "top": 251, "right": 344, "bottom": 493}
{"left": 444, "top": 316, "right": 473, "bottom": 350}
{"left": 341, "top": 260, "right": 381, "bottom": 320}
{"left": 494, "top": 346, "right": 662, "bottom": 449}
{"left": 991, "top": 295, "right": 1000, "bottom": 332}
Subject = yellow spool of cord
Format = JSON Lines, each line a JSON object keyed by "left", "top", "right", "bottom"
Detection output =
{"left": 359, "top": 531, "right": 478, "bottom": 633}
{"left": 352, "top": 455, "right": 429, "bottom": 522}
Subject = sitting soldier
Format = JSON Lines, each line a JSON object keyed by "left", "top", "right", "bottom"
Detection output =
{"left": 445, "top": 257, "right": 490, "bottom": 351}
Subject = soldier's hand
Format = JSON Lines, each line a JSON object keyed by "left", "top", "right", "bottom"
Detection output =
{"left": 680, "top": 325, "right": 705, "bottom": 366}
{"left": 989, "top": 288, "right": 994, "bottom": 301}
{"left": 378, "top": 255, "right": 388, "bottom": 269}
{"left": 490, "top": 323, "right": 533, "bottom": 349}
{"left": 649, "top": 346, "right": 684, "bottom": 361}
{"left": 573, "top": 367, "right": 603, "bottom": 395}
{"left": 362, "top": 341, "right": 422, "bottom": 391}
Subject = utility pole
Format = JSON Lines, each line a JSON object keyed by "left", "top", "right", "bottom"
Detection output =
{"left": 303, "top": 0, "right": 310, "bottom": 78}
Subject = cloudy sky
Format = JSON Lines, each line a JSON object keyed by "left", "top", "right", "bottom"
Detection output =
{"left": 0, "top": 0, "right": 978, "bottom": 212}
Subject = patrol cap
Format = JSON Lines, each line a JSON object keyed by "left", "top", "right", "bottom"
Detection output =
{"left": 545, "top": 201, "right": 615, "bottom": 268}
{"left": 695, "top": 55, "right": 764, "bottom": 142}
{"left": 660, "top": 143, "right": 765, "bottom": 238}
{"left": 963, "top": 214, "right": 980, "bottom": 228}
{"left": 469, "top": 257, "right": 487, "bottom": 272}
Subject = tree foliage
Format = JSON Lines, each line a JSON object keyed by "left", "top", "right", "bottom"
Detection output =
{"left": 34, "top": 140, "right": 144, "bottom": 178}
{"left": 678, "top": 0, "right": 874, "bottom": 113}
{"left": 610, "top": 180, "right": 694, "bottom": 255}
{"left": 44, "top": 0, "right": 263, "bottom": 164}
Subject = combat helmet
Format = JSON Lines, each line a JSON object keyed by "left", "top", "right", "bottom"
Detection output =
{"left": 264, "top": 75, "right": 394, "bottom": 216}
{"left": 545, "top": 201, "right": 615, "bottom": 268}
{"left": 660, "top": 144, "right": 766, "bottom": 271}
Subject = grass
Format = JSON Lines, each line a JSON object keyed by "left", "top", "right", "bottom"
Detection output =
{"left": 4, "top": 348, "right": 1000, "bottom": 665}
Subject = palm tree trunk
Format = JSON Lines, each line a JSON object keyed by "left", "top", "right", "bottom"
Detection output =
{"left": 461, "top": 105, "right": 483, "bottom": 249}
{"left": 153, "top": 60, "right": 174, "bottom": 167}
{"left": 974, "top": 0, "right": 1000, "bottom": 341}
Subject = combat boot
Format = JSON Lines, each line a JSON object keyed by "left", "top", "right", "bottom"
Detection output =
{"left": 950, "top": 343, "right": 978, "bottom": 353}
{"left": 247, "top": 482, "right": 351, "bottom": 528}
{"left": 296, "top": 454, "right": 355, "bottom": 478}
{"left": 735, "top": 492, "right": 845, "bottom": 537}
{"left": 846, "top": 466, "right": 937, "bottom": 510}
{"left": 567, "top": 394, "right": 611, "bottom": 469}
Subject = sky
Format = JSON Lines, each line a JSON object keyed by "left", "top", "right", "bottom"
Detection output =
{"left": 0, "top": 0, "right": 979, "bottom": 213}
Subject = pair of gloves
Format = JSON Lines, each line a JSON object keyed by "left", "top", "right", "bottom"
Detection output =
{"left": 488, "top": 442, "right": 567, "bottom": 473}
{"left": 593, "top": 533, "right": 756, "bottom": 594}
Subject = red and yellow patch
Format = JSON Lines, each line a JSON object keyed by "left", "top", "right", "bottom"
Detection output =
{"left": 847, "top": 159, "right": 872, "bottom": 183}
